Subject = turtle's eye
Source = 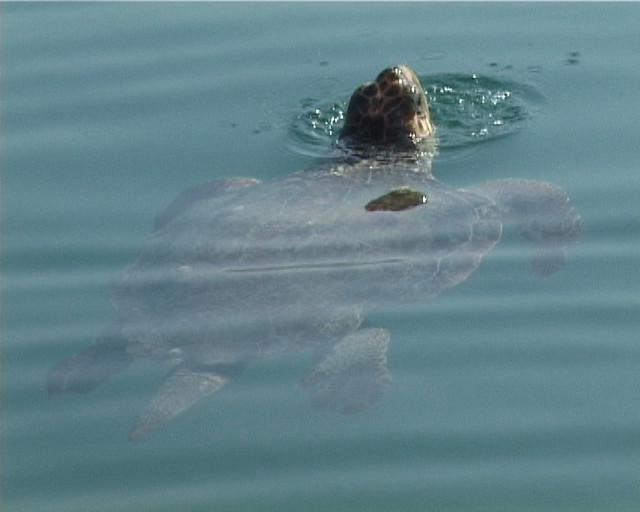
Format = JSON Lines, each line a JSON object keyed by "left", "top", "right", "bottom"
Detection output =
{"left": 411, "top": 89, "right": 425, "bottom": 110}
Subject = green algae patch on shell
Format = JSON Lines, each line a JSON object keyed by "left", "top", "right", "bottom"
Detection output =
{"left": 365, "top": 187, "right": 428, "bottom": 212}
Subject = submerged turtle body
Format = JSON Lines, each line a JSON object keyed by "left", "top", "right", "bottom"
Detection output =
{"left": 48, "top": 66, "right": 581, "bottom": 440}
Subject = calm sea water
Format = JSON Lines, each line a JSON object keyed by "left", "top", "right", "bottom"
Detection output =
{"left": 2, "top": 3, "right": 639, "bottom": 512}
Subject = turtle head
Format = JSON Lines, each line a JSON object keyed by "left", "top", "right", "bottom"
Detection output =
{"left": 339, "top": 66, "right": 435, "bottom": 155}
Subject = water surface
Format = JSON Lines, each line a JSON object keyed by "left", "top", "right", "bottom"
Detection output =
{"left": 2, "top": 3, "right": 639, "bottom": 512}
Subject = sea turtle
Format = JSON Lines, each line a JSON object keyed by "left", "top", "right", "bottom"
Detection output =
{"left": 47, "top": 66, "right": 581, "bottom": 441}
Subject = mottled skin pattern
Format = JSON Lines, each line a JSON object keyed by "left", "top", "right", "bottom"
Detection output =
{"left": 341, "top": 66, "right": 434, "bottom": 148}
{"left": 47, "top": 66, "right": 582, "bottom": 441}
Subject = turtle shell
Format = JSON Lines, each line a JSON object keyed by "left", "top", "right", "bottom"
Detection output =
{"left": 113, "top": 166, "right": 502, "bottom": 367}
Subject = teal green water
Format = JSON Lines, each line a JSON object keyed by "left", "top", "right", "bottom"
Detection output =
{"left": 2, "top": 3, "right": 639, "bottom": 511}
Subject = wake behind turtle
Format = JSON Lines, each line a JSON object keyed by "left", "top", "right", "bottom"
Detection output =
{"left": 47, "top": 66, "right": 582, "bottom": 441}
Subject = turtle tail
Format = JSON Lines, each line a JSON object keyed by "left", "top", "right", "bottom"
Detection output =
{"left": 46, "top": 327, "right": 133, "bottom": 395}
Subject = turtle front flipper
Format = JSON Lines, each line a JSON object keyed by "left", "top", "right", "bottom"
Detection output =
{"left": 302, "top": 328, "right": 391, "bottom": 414}
{"left": 129, "top": 364, "right": 242, "bottom": 441}
{"left": 468, "top": 179, "right": 582, "bottom": 276}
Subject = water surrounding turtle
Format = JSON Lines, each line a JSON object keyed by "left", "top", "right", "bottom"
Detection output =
{"left": 47, "top": 66, "right": 582, "bottom": 441}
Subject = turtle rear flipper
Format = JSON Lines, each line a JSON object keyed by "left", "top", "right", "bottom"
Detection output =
{"left": 302, "top": 328, "right": 391, "bottom": 414}
{"left": 129, "top": 364, "right": 243, "bottom": 441}
{"left": 46, "top": 328, "right": 133, "bottom": 395}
